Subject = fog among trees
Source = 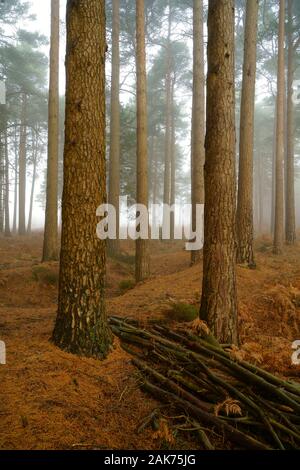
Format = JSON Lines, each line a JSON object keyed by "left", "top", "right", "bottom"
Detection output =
{"left": 1, "top": 0, "right": 300, "bottom": 454}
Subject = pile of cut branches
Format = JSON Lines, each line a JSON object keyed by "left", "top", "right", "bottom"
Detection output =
{"left": 109, "top": 316, "right": 300, "bottom": 450}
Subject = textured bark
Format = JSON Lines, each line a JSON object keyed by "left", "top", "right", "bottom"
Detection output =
{"left": 191, "top": 0, "right": 205, "bottom": 265}
{"left": 253, "top": 148, "right": 260, "bottom": 235}
{"left": 254, "top": 160, "right": 259, "bottom": 234}
{"left": 285, "top": 0, "right": 296, "bottom": 244}
{"left": 108, "top": 0, "right": 120, "bottom": 255}
{"left": 170, "top": 79, "right": 176, "bottom": 239}
{"left": 258, "top": 153, "right": 264, "bottom": 234}
{"left": 270, "top": 107, "right": 276, "bottom": 234}
{"left": 152, "top": 132, "right": 158, "bottom": 206}
{"left": 162, "top": 3, "right": 172, "bottom": 229}
{"left": 4, "top": 127, "right": 11, "bottom": 237}
{"left": 273, "top": 0, "right": 285, "bottom": 254}
{"left": 18, "top": 93, "right": 27, "bottom": 236}
{"left": 200, "top": 0, "right": 238, "bottom": 345}
{"left": 43, "top": 0, "right": 59, "bottom": 261}
{"left": 135, "top": 0, "right": 150, "bottom": 282}
{"left": 12, "top": 125, "right": 18, "bottom": 234}
{"left": 52, "top": 0, "right": 112, "bottom": 359}
{"left": 149, "top": 134, "right": 155, "bottom": 203}
{"left": 236, "top": 0, "right": 258, "bottom": 267}
{"left": 27, "top": 131, "right": 38, "bottom": 234}
{"left": 0, "top": 135, "right": 3, "bottom": 233}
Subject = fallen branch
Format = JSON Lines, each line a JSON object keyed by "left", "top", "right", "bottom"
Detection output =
{"left": 109, "top": 316, "right": 300, "bottom": 450}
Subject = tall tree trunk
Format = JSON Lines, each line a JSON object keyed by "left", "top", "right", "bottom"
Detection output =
{"left": 135, "top": 0, "right": 150, "bottom": 282}
{"left": 285, "top": 0, "right": 296, "bottom": 244}
{"left": 254, "top": 155, "right": 259, "bottom": 235}
{"left": 108, "top": 0, "right": 120, "bottom": 256}
{"left": 18, "top": 93, "right": 27, "bottom": 236}
{"left": 150, "top": 132, "right": 158, "bottom": 232}
{"left": 4, "top": 127, "right": 11, "bottom": 237}
{"left": 52, "top": 0, "right": 112, "bottom": 358}
{"left": 273, "top": 0, "right": 285, "bottom": 254}
{"left": 270, "top": 107, "right": 276, "bottom": 234}
{"left": 43, "top": 0, "right": 60, "bottom": 260}
{"left": 258, "top": 153, "right": 264, "bottom": 234}
{"left": 0, "top": 135, "right": 3, "bottom": 234}
{"left": 152, "top": 133, "right": 158, "bottom": 206}
{"left": 191, "top": 0, "right": 205, "bottom": 265}
{"left": 170, "top": 79, "right": 176, "bottom": 239}
{"left": 162, "top": 2, "right": 172, "bottom": 229}
{"left": 27, "top": 132, "right": 38, "bottom": 234}
{"left": 149, "top": 133, "right": 155, "bottom": 202}
{"left": 200, "top": 0, "right": 238, "bottom": 345}
{"left": 236, "top": 0, "right": 259, "bottom": 267}
{"left": 13, "top": 125, "right": 18, "bottom": 234}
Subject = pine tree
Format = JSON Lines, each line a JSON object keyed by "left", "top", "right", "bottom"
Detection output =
{"left": 0, "top": 30, "right": 48, "bottom": 235}
{"left": 236, "top": 0, "right": 259, "bottom": 267}
{"left": 43, "top": 0, "right": 60, "bottom": 261}
{"left": 4, "top": 125, "right": 11, "bottom": 237}
{"left": 285, "top": 0, "right": 296, "bottom": 244}
{"left": 162, "top": 2, "right": 172, "bottom": 230}
{"left": 191, "top": 0, "right": 205, "bottom": 265}
{"left": 108, "top": 0, "right": 121, "bottom": 255}
{"left": 135, "top": 0, "right": 150, "bottom": 282}
{"left": 52, "top": 0, "right": 112, "bottom": 358}
{"left": 200, "top": 0, "right": 238, "bottom": 345}
{"left": 273, "top": 0, "right": 285, "bottom": 254}
{"left": 18, "top": 92, "right": 27, "bottom": 235}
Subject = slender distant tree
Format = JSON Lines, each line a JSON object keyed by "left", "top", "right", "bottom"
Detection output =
{"left": 52, "top": 0, "right": 112, "bottom": 358}
{"left": 12, "top": 125, "right": 18, "bottom": 234}
{"left": 0, "top": 28, "right": 48, "bottom": 235}
{"left": 162, "top": 2, "right": 172, "bottom": 230}
{"left": 147, "top": 39, "right": 191, "bottom": 212}
{"left": 43, "top": 0, "right": 59, "bottom": 261}
{"left": 170, "top": 80, "right": 176, "bottom": 238}
{"left": 27, "top": 130, "right": 38, "bottom": 234}
{"left": 18, "top": 92, "right": 27, "bottom": 235}
{"left": 273, "top": 0, "right": 285, "bottom": 254}
{"left": 200, "top": 0, "right": 238, "bottom": 345}
{"left": 191, "top": 0, "right": 205, "bottom": 265}
{"left": 135, "top": 0, "right": 150, "bottom": 282}
{"left": 4, "top": 126, "right": 11, "bottom": 237}
{"left": 236, "top": 0, "right": 259, "bottom": 267}
{"left": 270, "top": 104, "right": 277, "bottom": 235}
{"left": 0, "top": 134, "right": 3, "bottom": 233}
{"left": 285, "top": 0, "right": 296, "bottom": 244}
{"left": 108, "top": 0, "right": 120, "bottom": 255}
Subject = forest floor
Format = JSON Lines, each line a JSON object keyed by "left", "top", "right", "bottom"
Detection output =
{"left": 0, "top": 233, "right": 300, "bottom": 450}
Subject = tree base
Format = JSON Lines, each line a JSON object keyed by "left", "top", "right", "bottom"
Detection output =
{"left": 52, "top": 320, "right": 113, "bottom": 360}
